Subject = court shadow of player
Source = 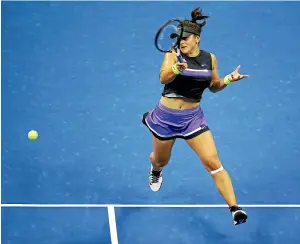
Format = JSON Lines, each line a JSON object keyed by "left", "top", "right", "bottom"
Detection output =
{"left": 111, "top": 207, "right": 145, "bottom": 237}
{"left": 189, "top": 212, "right": 275, "bottom": 244}
{"left": 58, "top": 208, "right": 146, "bottom": 244}
{"left": 246, "top": 208, "right": 279, "bottom": 244}
{"left": 112, "top": 207, "right": 228, "bottom": 243}
{"left": 180, "top": 211, "right": 229, "bottom": 243}
{"left": 248, "top": 229, "right": 274, "bottom": 244}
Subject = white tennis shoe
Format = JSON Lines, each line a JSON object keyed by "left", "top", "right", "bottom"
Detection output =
{"left": 148, "top": 165, "right": 163, "bottom": 192}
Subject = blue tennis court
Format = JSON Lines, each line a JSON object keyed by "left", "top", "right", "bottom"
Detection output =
{"left": 2, "top": 1, "right": 300, "bottom": 243}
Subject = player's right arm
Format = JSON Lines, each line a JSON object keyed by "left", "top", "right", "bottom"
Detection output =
{"left": 159, "top": 51, "right": 187, "bottom": 84}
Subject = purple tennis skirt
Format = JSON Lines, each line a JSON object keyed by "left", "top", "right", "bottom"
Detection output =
{"left": 142, "top": 102, "right": 209, "bottom": 140}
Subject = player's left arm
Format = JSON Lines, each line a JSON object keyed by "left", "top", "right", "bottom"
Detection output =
{"left": 209, "top": 53, "right": 225, "bottom": 93}
{"left": 209, "top": 53, "right": 249, "bottom": 93}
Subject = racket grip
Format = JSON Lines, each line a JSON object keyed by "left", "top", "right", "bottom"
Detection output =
{"left": 177, "top": 55, "right": 184, "bottom": 63}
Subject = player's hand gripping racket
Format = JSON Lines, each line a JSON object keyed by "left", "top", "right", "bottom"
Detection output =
{"left": 154, "top": 18, "right": 185, "bottom": 63}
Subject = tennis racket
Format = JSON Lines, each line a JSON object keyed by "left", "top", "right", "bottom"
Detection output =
{"left": 154, "top": 18, "right": 184, "bottom": 63}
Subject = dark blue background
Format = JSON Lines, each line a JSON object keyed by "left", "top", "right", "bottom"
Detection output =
{"left": 2, "top": 1, "right": 300, "bottom": 243}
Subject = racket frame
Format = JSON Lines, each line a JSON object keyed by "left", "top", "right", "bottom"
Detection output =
{"left": 154, "top": 18, "right": 184, "bottom": 63}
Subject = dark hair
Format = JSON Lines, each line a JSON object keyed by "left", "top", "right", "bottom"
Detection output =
{"left": 182, "top": 7, "right": 209, "bottom": 35}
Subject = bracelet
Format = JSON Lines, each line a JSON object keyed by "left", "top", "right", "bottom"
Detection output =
{"left": 172, "top": 64, "right": 181, "bottom": 75}
{"left": 224, "top": 75, "right": 231, "bottom": 85}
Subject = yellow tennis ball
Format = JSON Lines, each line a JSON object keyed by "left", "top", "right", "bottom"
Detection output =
{"left": 28, "top": 130, "right": 38, "bottom": 140}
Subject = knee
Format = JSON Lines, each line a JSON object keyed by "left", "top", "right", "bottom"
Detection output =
{"left": 150, "top": 152, "right": 170, "bottom": 167}
{"left": 202, "top": 153, "right": 223, "bottom": 172}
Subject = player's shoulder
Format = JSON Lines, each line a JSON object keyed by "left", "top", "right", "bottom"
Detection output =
{"left": 201, "top": 49, "right": 215, "bottom": 58}
{"left": 199, "top": 50, "right": 216, "bottom": 69}
{"left": 203, "top": 50, "right": 217, "bottom": 62}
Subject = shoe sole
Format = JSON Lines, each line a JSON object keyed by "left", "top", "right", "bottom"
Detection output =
{"left": 234, "top": 212, "right": 248, "bottom": 225}
{"left": 234, "top": 218, "right": 247, "bottom": 225}
{"left": 149, "top": 181, "right": 163, "bottom": 192}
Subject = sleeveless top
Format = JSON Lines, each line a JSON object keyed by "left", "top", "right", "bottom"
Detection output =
{"left": 162, "top": 49, "right": 212, "bottom": 102}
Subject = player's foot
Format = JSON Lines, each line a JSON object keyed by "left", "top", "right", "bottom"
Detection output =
{"left": 148, "top": 165, "right": 163, "bottom": 192}
{"left": 230, "top": 205, "right": 248, "bottom": 225}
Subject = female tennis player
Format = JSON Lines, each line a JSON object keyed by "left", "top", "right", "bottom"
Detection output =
{"left": 142, "top": 7, "right": 248, "bottom": 225}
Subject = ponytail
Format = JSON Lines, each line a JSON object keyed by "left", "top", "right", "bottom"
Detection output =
{"left": 191, "top": 7, "right": 209, "bottom": 28}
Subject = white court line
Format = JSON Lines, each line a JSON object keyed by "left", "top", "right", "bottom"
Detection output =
{"left": 1, "top": 204, "right": 300, "bottom": 208}
{"left": 107, "top": 206, "right": 119, "bottom": 244}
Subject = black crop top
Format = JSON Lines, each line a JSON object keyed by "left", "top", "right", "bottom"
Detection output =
{"left": 162, "top": 50, "right": 212, "bottom": 102}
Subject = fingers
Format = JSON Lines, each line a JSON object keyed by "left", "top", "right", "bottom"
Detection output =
{"left": 235, "top": 74, "right": 249, "bottom": 80}
{"left": 177, "top": 61, "right": 187, "bottom": 65}
{"left": 240, "top": 74, "right": 249, "bottom": 79}
{"left": 177, "top": 63, "right": 187, "bottom": 68}
{"left": 234, "top": 65, "right": 249, "bottom": 76}
{"left": 232, "top": 65, "right": 249, "bottom": 80}
{"left": 176, "top": 62, "right": 188, "bottom": 72}
{"left": 235, "top": 65, "right": 241, "bottom": 72}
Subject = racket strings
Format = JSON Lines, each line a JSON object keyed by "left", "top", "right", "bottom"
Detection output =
{"left": 155, "top": 19, "right": 183, "bottom": 52}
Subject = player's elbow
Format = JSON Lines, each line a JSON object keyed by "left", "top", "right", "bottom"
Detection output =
{"left": 209, "top": 88, "right": 218, "bottom": 93}
{"left": 159, "top": 74, "right": 174, "bottom": 84}
{"left": 208, "top": 86, "right": 218, "bottom": 93}
{"left": 160, "top": 76, "right": 169, "bottom": 84}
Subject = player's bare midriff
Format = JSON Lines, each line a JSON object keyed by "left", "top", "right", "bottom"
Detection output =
{"left": 160, "top": 96, "right": 200, "bottom": 110}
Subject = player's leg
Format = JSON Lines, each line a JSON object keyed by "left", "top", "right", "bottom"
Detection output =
{"left": 142, "top": 103, "right": 178, "bottom": 192}
{"left": 148, "top": 135, "right": 176, "bottom": 192}
{"left": 186, "top": 130, "right": 247, "bottom": 225}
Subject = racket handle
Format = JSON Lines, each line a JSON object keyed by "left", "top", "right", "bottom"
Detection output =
{"left": 176, "top": 48, "right": 184, "bottom": 63}
{"left": 177, "top": 54, "right": 184, "bottom": 63}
